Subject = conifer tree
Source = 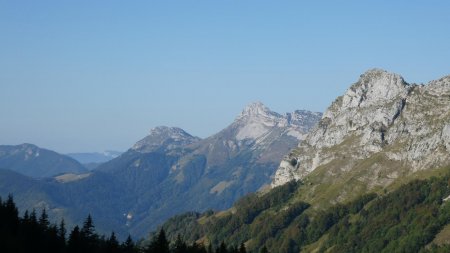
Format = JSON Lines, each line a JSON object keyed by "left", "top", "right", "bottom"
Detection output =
{"left": 30, "top": 209, "right": 38, "bottom": 224}
{"left": 216, "top": 241, "right": 228, "bottom": 253}
{"left": 58, "top": 219, "right": 67, "bottom": 242}
{"left": 38, "top": 208, "right": 50, "bottom": 229}
{"left": 80, "top": 214, "right": 98, "bottom": 252}
{"left": 121, "top": 235, "right": 136, "bottom": 253}
{"left": 173, "top": 234, "right": 187, "bottom": 253}
{"left": 56, "top": 219, "right": 67, "bottom": 252}
{"left": 207, "top": 244, "right": 213, "bottom": 253}
{"left": 239, "top": 243, "right": 246, "bottom": 253}
{"left": 4, "top": 194, "right": 19, "bottom": 233}
{"left": 106, "top": 231, "right": 120, "bottom": 253}
{"left": 81, "top": 214, "right": 96, "bottom": 239}
{"left": 68, "top": 225, "right": 81, "bottom": 253}
{"left": 259, "top": 245, "right": 269, "bottom": 253}
{"left": 145, "top": 228, "right": 169, "bottom": 253}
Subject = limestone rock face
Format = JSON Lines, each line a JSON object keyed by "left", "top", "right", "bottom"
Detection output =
{"left": 272, "top": 69, "right": 450, "bottom": 190}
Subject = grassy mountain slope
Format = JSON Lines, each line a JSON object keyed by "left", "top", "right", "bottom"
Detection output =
{"left": 159, "top": 166, "right": 450, "bottom": 252}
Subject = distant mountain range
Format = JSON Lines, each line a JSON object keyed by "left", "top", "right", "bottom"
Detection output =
{"left": 67, "top": 151, "right": 122, "bottom": 170}
{"left": 0, "top": 102, "right": 321, "bottom": 238}
{"left": 0, "top": 144, "right": 87, "bottom": 178}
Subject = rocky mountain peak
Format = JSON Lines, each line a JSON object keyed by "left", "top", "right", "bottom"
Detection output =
{"left": 229, "top": 102, "right": 322, "bottom": 143}
{"left": 148, "top": 126, "right": 191, "bottom": 138}
{"left": 342, "top": 68, "right": 409, "bottom": 109}
{"left": 427, "top": 75, "right": 450, "bottom": 94}
{"left": 233, "top": 102, "right": 288, "bottom": 141}
{"left": 273, "top": 69, "right": 450, "bottom": 190}
{"left": 236, "top": 101, "right": 280, "bottom": 121}
{"left": 131, "top": 126, "right": 201, "bottom": 153}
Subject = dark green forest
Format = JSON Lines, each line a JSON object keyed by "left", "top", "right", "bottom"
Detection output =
{"left": 0, "top": 195, "right": 248, "bottom": 253}
{"left": 161, "top": 175, "right": 450, "bottom": 252}
{"left": 4, "top": 172, "right": 450, "bottom": 252}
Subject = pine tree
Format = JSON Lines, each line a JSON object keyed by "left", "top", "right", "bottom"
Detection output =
{"left": 57, "top": 219, "right": 67, "bottom": 251}
{"left": 239, "top": 243, "right": 246, "bottom": 253}
{"left": 80, "top": 214, "right": 96, "bottom": 239}
{"left": 259, "top": 245, "right": 269, "bottom": 253}
{"left": 47, "top": 224, "right": 60, "bottom": 253}
{"left": 80, "top": 214, "right": 98, "bottom": 252}
{"left": 106, "top": 231, "right": 120, "bottom": 253}
{"left": 145, "top": 228, "right": 169, "bottom": 253}
{"left": 58, "top": 219, "right": 67, "bottom": 242}
{"left": 23, "top": 210, "right": 30, "bottom": 223}
{"left": 207, "top": 244, "right": 214, "bottom": 253}
{"left": 30, "top": 209, "right": 38, "bottom": 224}
{"left": 173, "top": 234, "right": 187, "bottom": 253}
{"left": 216, "top": 241, "right": 228, "bottom": 253}
{"left": 38, "top": 208, "right": 50, "bottom": 229}
{"left": 67, "top": 225, "right": 81, "bottom": 253}
{"left": 4, "top": 194, "right": 19, "bottom": 233}
{"left": 121, "top": 235, "right": 136, "bottom": 253}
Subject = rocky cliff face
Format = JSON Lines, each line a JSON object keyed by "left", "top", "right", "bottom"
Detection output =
{"left": 190, "top": 102, "right": 322, "bottom": 168}
{"left": 273, "top": 69, "right": 450, "bottom": 198}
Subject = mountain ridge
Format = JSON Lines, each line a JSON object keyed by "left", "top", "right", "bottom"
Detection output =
{"left": 0, "top": 102, "right": 322, "bottom": 239}
{"left": 154, "top": 69, "right": 450, "bottom": 252}
{"left": 95, "top": 102, "right": 322, "bottom": 236}
{"left": 272, "top": 69, "right": 450, "bottom": 208}
{"left": 0, "top": 143, "right": 88, "bottom": 178}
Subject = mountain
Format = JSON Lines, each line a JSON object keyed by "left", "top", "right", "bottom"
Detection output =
{"left": 155, "top": 69, "right": 450, "bottom": 252}
{"left": 67, "top": 150, "right": 122, "bottom": 164}
{"left": 0, "top": 144, "right": 88, "bottom": 178}
{"left": 159, "top": 169, "right": 450, "bottom": 253}
{"left": 96, "top": 103, "right": 321, "bottom": 237}
{"left": 272, "top": 69, "right": 450, "bottom": 206}
{"left": 0, "top": 103, "right": 321, "bottom": 239}
{"left": 66, "top": 150, "right": 123, "bottom": 170}
{"left": 131, "top": 126, "right": 201, "bottom": 153}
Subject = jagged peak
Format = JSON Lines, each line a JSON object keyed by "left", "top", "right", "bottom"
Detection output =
{"left": 356, "top": 68, "right": 406, "bottom": 88}
{"left": 131, "top": 126, "right": 200, "bottom": 153}
{"left": 148, "top": 126, "right": 193, "bottom": 137}
{"left": 428, "top": 74, "right": 450, "bottom": 87}
{"left": 341, "top": 69, "right": 409, "bottom": 108}
{"left": 236, "top": 102, "right": 281, "bottom": 121}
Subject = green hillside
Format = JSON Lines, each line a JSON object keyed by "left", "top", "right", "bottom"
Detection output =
{"left": 159, "top": 167, "right": 450, "bottom": 253}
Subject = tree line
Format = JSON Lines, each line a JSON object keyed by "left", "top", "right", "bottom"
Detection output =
{"left": 0, "top": 194, "right": 251, "bottom": 253}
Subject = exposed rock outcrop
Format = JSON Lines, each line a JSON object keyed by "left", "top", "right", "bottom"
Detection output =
{"left": 273, "top": 69, "right": 450, "bottom": 191}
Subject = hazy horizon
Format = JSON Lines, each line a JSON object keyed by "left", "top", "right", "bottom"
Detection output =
{"left": 1, "top": 1, "right": 450, "bottom": 153}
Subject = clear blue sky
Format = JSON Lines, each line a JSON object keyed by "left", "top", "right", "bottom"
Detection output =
{"left": 1, "top": 1, "right": 450, "bottom": 153}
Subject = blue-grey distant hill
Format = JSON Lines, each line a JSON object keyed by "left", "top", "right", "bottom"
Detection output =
{"left": 0, "top": 144, "right": 88, "bottom": 178}
{"left": 66, "top": 151, "right": 122, "bottom": 170}
{"left": 0, "top": 103, "right": 322, "bottom": 239}
{"left": 66, "top": 151, "right": 122, "bottom": 164}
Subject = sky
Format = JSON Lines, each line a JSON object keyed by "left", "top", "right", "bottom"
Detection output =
{"left": 1, "top": 1, "right": 450, "bottom": 153}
